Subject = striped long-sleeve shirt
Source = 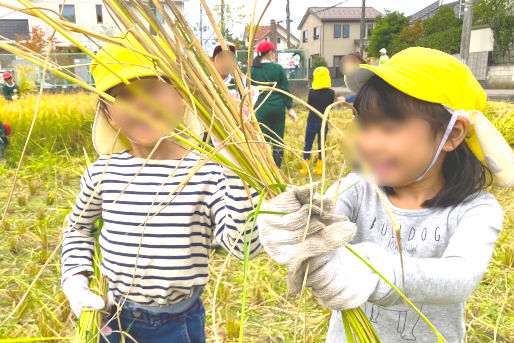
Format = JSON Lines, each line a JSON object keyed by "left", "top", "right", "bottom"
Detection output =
{"left": 61, "top": 150, "right": 261, "bottom": 306}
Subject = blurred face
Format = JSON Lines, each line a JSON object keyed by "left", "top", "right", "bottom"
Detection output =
{"left": 341, "top": 57, "right": 360, "bottom": 74}
{"left": 4, "top": 77, "right": 13, "bottom": 84}
{"left": 358, "top": 117, "right": 440, "bottom": 187}
{"left": 106, "top": 78, "right": 185, "bottom": 147}
{"left": 212, "top": 50, "right": 236, "bottom": 78}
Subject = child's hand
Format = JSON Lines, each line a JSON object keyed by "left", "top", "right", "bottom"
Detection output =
{"left": 62, "top": 274, "right": 108, "bottom": 318}
{"left": 288, "top": 108, "right": 297, "bottom": 122}
{"left": 258, "top": 183, "right": 356, "bottom": 294}
{"left": 306, "top": 243, "right": 386, "bottom": 310}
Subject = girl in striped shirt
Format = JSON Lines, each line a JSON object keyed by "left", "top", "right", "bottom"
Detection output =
{"left": 61, "top": 35, "right": 261, "bottom": 343}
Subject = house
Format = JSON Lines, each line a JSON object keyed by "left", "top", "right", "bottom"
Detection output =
{"left": 244, "top": 20, "right": 301, "bottom": 50}
{"left": 298, "top": 6, "right": 383, "bottom": 68}
{"left": 409, "top": 0, "right": 461, "bottom": 23}
{"left": 0, "top": 0, "right": 184, "bottom": 51}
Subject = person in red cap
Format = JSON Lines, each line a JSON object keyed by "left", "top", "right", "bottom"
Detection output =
{"left": 0, "top": 122, "right": 10, "bottom": 160}
{"left": 251, "top": 40, "right": 296, "bottom": 168}
{"left": 2, "top": 71, "right": 19, "bottom": 101}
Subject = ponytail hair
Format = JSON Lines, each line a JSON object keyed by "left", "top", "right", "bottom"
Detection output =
{"left": 252, "top": 49, "right": 272, "bottom": 68}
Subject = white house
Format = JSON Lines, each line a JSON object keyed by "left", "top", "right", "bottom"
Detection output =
{"left": 0, "top": 0, "right": 184, "bottom": 51}
{"left": 244, "top": 20, "right": 301, "bottom": 50}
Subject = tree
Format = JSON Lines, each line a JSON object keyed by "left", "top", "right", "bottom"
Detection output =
{"left": 474, "top": 0, "right": 514, "bottom": 57}
{"left": 366, "top": 11, "right": 409, "bottom": 57}
{"left": 388, "top": 19, "right": 424, "bottom": 54}
{"left": 417, "top": 7, "right": 462, "bottom": 54}
{"left": 15, "top": 26, "right": 58, "bottom": 53}
{"left": 312, "top": 55, "right": 327, "bottom": 68}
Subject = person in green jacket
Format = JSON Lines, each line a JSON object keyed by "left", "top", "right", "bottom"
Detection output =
{"left": 251, "top": 41, "right": 296, "bottom": 167}
{"left": 2, "top": 72, "right": 19, "bottom": 101}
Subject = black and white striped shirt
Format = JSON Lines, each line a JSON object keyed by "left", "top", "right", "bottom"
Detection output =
{"left": 61, "top": 151, "right": 261, "bottom": 306}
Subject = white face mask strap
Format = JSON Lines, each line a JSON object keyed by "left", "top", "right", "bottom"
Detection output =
{"left": 416, "top": 111, "right": 459, "bottom": 182}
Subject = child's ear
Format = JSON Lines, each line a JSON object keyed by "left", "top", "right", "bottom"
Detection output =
{"left": 442, "top": 116, "right": 469, "bottom": 152}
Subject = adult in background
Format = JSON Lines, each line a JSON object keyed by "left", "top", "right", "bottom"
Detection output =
{"left": 379, "top": 48, "right": 389, "bottom": 66}
{"left": 2, "top": 72, "right": 19, "bottom": 101}
{"left": 251, "top": 41, "right": 296, "bottom": 168}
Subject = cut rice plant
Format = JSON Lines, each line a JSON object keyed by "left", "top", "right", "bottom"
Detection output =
{"left": 0, "top": 1, "right": 449, "bottom": 342}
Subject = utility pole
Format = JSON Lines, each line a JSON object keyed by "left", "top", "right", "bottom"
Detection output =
{"left": 360, "top": 0, "right": 366, "bottom": 56}
{"left": 270, "top": 19, "right": 278, "bottom": 49}
{"left": 459, "top": 0, "right": 474, "bottom": 65}
{"left": 286, "top": 0, "right": 291, "bottom": 48}
{"left": 220, "top": 0, "right": 225, "bottom": 37}
{"left": 199, "top": 2, "right": 203, "bottom": 50}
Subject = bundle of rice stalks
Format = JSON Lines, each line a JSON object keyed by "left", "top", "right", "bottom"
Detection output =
{"left": 0, "top": 1, "right": 446, "bottom": 342}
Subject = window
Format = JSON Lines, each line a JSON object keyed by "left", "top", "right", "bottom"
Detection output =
{"left": 367, "top": 23, "right": 373, "bottom": 37}
{"left": 334, "top": 24, "right": 341, "bottom": 38}
{"left": 59, "top": 4, "right": 76, "bottom": 23}
{"left": 277, "top": 37, "right": 281, "bottom": 44}
{"left": 342, "top": 24, "right": 349, "bottom": 38}
{"left": 96, "top": 5, "right": 103, "bottom": 24}
{"left": 313, "top": 26, "right": 319, "bottom": 40}
{"left": 302, "top": 30, "right": 308, "bottom": 43}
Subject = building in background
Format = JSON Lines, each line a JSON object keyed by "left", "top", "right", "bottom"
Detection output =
{"left": 244, "top": 21, "right": 300, "bottom": 51}
{"left": 297, "top": 6, "right": 382, "bottom": 68}
{"left": 0, "top": 0, "right": 184, "bottom": 51}
{"left": 409, "top": 0, "right": 462, "bottom": 23}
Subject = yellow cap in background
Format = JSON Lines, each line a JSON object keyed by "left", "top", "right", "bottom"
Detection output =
{"left": 312, "top": 66, "right": 331, "bottom": 90}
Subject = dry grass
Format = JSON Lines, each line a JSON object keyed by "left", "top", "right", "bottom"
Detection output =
{"left": 0, "top": 95, "right": 512, "bottom": 341}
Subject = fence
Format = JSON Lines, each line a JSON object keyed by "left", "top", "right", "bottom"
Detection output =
{"left": 236, "top": 49, "right": 310, "bottom": 81}
{"left": 0, "top": 53, "right": 93, "bottom": 88}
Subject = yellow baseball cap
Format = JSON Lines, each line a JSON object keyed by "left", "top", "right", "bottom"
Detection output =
{"left": 346, "top": 47, "right": 513, "bottom": 187}
{"left": 91, "top": 33, "right": 203, "bottom": 155}
{"left": 312, "top": 66, "right": 331, "bottom": 90}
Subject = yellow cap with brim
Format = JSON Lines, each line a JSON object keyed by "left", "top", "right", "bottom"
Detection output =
{"left": 345, "top": 47, "right": 513, "bottom": 187}
{"left": 91, "top": 33, "right": 204, "bottom": 155}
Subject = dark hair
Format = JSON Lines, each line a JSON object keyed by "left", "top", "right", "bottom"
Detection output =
{"left": 212, "top": 44, "right": 236, "bottom": 59}
{"left": 345, "top": 52, "right": 366, "bottom": 65}
{"left": 354, "top": 75, "right": 491, "bottom": 208}
{"left": 252, "top": 50, "right": 272, "bottom": 68}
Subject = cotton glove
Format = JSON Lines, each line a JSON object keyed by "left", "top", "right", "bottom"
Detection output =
{"left": 258, "top": 183, "right": 356, "bottom": 295}
{"left": 307, "top": 242, "right": 396, "bottom": 311}
{"left": 62, "top": 274, "right": 108, "bottom": 318}
{"left": 288, "top": 108, "right": 297, "bottom": 122}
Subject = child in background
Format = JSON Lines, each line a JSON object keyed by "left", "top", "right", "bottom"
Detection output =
{"left": 259, "top": 47, "right": 512, "bottom": 342}
{"left": 338, "top": 52, "right": 366, "bottom": 104}
{"left": 2, "top": 72, "right": 19, "bottom": 101}
{"left": 61, "top": 35, "right": 261, "bottom": 343}
{"left": 0, "top": 122, "right": 10, "bottom": 160}
{"left": 301, "top": 66, "right": 335, "bottom": 175}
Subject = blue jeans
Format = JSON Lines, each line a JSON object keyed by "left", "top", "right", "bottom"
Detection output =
{"left": 303, "top": 116, "right": 329, "bottom": 160}
{"left": 99, "top": 298, "right": 206, "bottom": 343}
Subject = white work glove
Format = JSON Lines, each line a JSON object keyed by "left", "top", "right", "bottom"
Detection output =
{"left": 258, "top": 183, "right": 356, "bottom": 294}
{"left": 307, "top": 243, "right": 395, "bottom": 311}
{"left": 288, "top": 108, "right": 297, "bottom": 122}
{"left": 62, "top": 274, "right": 109, "bottom": 318}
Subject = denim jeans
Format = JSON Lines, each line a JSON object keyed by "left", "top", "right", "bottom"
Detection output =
{"left": 99, "top": 297, "right": 206, "bottom": 343}
{"left": 303, "top": 116, "right": 329, "bottom": 160}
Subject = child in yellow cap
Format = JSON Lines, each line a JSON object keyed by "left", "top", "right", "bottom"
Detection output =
{"left": 258, "top": 47, "right": 512, "bottom": 342}
{"left": 60, "top": 35, "right": 261, "bottom": 343}
{"left": 301, "top": 66, "right": 335, "bottom": 175}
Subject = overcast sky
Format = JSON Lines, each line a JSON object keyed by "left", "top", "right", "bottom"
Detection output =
{"left": 183, "top": 0, "right": 437, "bottom": 46}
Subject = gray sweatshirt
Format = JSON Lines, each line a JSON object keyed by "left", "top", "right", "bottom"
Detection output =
{"left": 324, "top": 173, "right": 503, "bottom": 343}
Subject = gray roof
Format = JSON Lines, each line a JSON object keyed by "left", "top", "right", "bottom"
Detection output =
{"left": 409, "top": 1, "right": 459, "bottom": 23}
{"left": 0, "top": 19, "right": 29, "bottom": 41}
{"left": 298, "top": 7, "right": 383, "bottom": 29}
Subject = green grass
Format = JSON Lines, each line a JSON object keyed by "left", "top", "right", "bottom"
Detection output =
{"left": 0, "top": 94, "right": 512, "bottom": 342}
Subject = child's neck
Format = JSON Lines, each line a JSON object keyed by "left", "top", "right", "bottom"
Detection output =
{"left": 129, "top": 137, "right": 188, "bottom": 160}
{"left": 388, "top": 167, "right": 445, "bottom": 210}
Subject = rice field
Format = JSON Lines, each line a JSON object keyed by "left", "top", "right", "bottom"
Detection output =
{"left": 0, "top": 94, "right": 512, "bottom": 342}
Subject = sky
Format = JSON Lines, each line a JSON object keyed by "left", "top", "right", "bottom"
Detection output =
{"left": 182, "top": 0, "right": 438, "bottom": 48}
